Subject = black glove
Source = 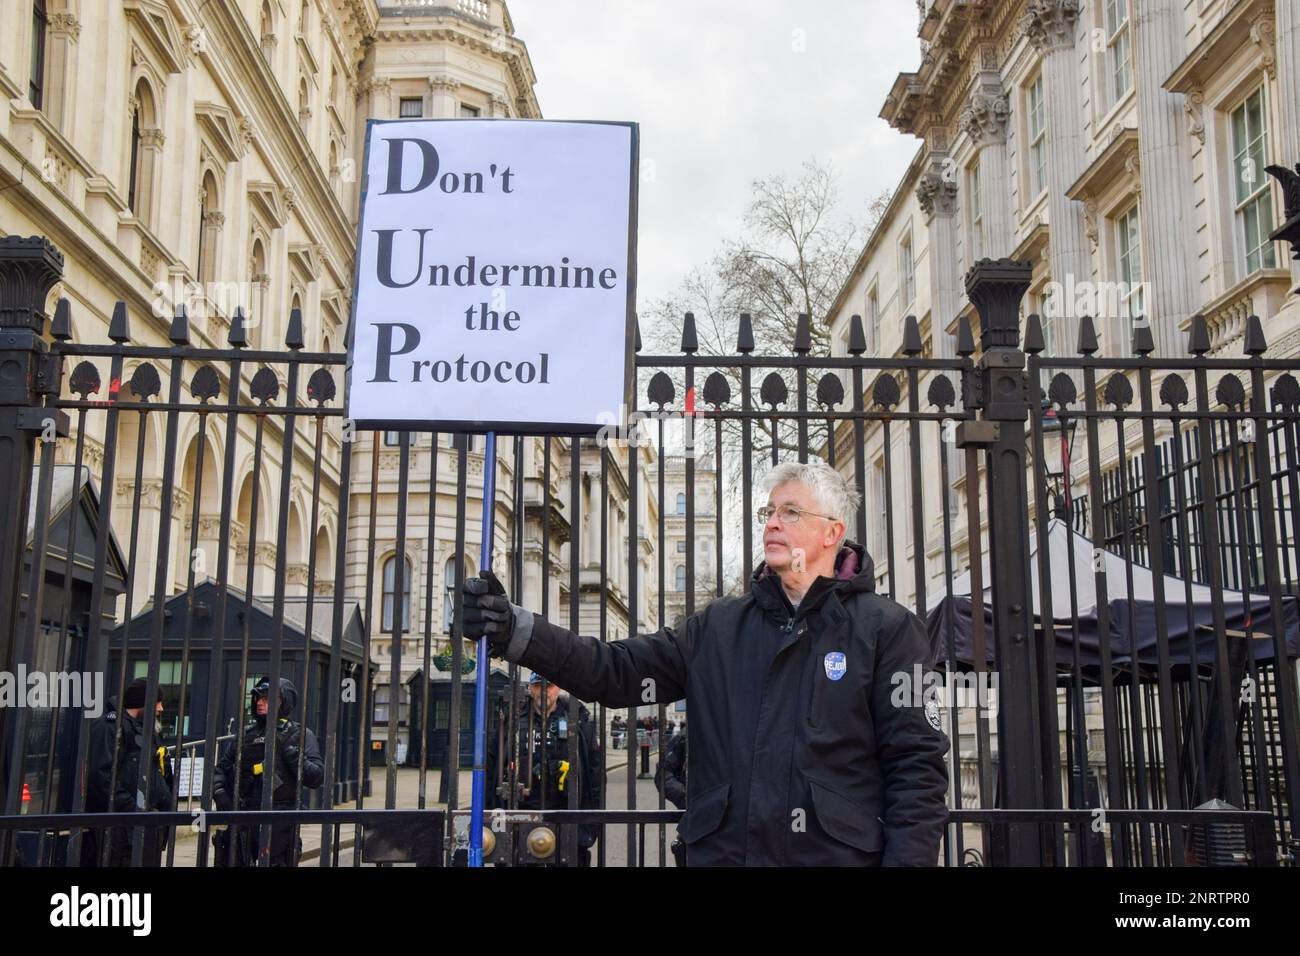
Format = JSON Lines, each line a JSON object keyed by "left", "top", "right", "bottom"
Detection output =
{"left": 278, "top": 744, "right": 301, "bottom": 775}
{"left": 463, "top": 571, "right": 515, "bottom": 651}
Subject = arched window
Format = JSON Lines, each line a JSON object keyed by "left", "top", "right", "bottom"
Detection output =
{"left": 259, "top": 1, "right": 274, "bottom": 49}
{"left": 675, "top": 565, "right": 686, "bottom": 591}
{"left": 298, "top": 77, "right": 310, "bottom": 133}
{"left": 249, "top": 238, "right": 268, "bottom": 346}
{"left": 382, "top": 555, "right": 411, "bottom": 633}
{"left": 30, "top": 0, "right": 47, "bottom": 109}
{"left": 128, "top": 103, "right": 141, "bottom": 210}
{"left": 443, "top": 558, "right": 459, "bottom": 633}
{"left": 197, "top": 171, "right": 220, "bottom": 284}
{"left": 128, "top": 79, "right": 159, "bottom": 225}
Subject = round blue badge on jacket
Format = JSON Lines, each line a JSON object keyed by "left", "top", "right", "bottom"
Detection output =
{"left": 823, "top": 651, "right": 846, "bottom": 681}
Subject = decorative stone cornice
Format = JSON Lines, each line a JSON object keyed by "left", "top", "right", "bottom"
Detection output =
{"left": 48, "top": 13, "right": 81, "bottom": 40}
{"left": 916, "top": 171, "right": 958, "bottom": 218}
{"left": 1250, "top": 12, "right": 1276, "bottom": 80}
{"left": 1020, "top": 0, "right": 1081, "bottom": 52}
{"left": 1184, "top": 89, "right": 1206, "bottom": 145}
{"left": 959, "top": 90, "right": 1009, "bottom": 146}
{"left": 1082, "top": 198, "right": 1099, "bottom": 250}
{"left": 354, "top": 77, "right": 391, "bottom": 99}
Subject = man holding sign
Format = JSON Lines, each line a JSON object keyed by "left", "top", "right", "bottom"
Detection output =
{"left": 464, "top": 458, "right": 950, "bottom": 866}
{"left": 348, "top": 119, "right": 638, "bottom": 867}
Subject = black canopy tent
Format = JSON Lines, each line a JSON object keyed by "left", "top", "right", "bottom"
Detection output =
{"left": 926, "top": 519, "right": 1300, "bottom": 681}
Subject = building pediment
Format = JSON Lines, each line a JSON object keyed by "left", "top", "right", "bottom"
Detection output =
{"left": 1066, "top": 128, "right": 1139, "bottom": 203}
{"left": 289, "top": 242, "right": 323, "bottom": 281}
{"left": 195, "top": 102, "right": 246, "bottom": 164}
{"left": 123, "top": 0, "right": 188, "bottom": 74}
{"left": 1165, "top": 0, "right": 1276, "bottom": 94}
{"left": 247, "top": 181, "right": 286, "bottom": 229}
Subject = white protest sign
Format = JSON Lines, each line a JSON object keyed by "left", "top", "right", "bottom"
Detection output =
{"left": 347, "top": 119, "right": 638, "bottom": 432}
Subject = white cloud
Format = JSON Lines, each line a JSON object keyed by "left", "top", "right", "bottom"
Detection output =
{"left": 506, "top": 0, "right": 923, "bottom": 310}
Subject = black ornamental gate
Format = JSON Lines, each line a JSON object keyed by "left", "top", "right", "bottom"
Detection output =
{"left": 0, "top": 236, "right": 1293, "bottom": 866}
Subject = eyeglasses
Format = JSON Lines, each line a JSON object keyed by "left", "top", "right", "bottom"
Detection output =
{"left": 756, "top": 504, "right": 838, "bottom": 525}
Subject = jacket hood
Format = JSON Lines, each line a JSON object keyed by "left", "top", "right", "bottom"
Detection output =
{"left": 252, "top": 676, "right": 298, "bottom": 719}
{"left": 750, "top": 540, "right": 875, "bottom": 617}
{"left": 751, "top": 540, "right": 875, "bottom": 590}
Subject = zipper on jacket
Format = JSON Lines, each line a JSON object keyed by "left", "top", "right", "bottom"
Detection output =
{"left": 784, "top": 616, "right": 795, "bottom": 634}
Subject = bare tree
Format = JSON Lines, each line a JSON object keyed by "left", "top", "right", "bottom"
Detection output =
{"left": 637, "top": 159, "right": 891, "bottom": 588}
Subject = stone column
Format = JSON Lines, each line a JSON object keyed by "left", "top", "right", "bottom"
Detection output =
{"left": 1133, "top": 0, "right": 1199, "bottom": 355}
{"left": 44, "top": 12, "right": 80, "bottom": 134}
{"left": 960, "top": 75, "right": 1013, "bottom": 260}
{"left": 1022, "top": 0, "right": 1090, "bottom": 354}
{"left": 916, "top": 151, "right": 960, "bottom": 358}
{"left": 430, "top": 75, "right": 461, "bottom": 119}
{"left": 1275, "top": 3, "right": 1300, "bottom": 287}
{"left": 136, "top": 128, "right": 165, "bottom": 231}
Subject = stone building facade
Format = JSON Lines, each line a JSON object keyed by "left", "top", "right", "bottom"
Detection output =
{"left": 3, "top": 1, "right": 659, "bottom": 759}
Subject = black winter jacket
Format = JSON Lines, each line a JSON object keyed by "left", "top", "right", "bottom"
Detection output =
{"left": 656, "top": 730, "right": 688, "bottom": 811}
{"left": 212, "top": 679, "right": 324, "bottom": 811}
{"left": 84, "top": 697, "right": 176, "bottom": 866}
{"left": 501, "top": 542, "right": 950, "bottom": 866}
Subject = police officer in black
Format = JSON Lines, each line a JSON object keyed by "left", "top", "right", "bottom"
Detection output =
{"left": 465, "top": 459, "right": 949, "bottom": 866}
{"left": 655, "top": 727, "right": 687, "bottom": 866}
{"left": 486, "top": 672, "right": 601, "bottom": 866}
{"left": 83, "top": 677, "right": 175, "bottom": 866}
{"left": 212, "top": 676, "right": 324, "bottom": 866}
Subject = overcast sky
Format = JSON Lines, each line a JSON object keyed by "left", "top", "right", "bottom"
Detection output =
{"left": 507, "top": 0, "right": 924, "bottom": 311}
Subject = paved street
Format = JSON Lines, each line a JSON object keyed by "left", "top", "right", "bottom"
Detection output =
{"left": 163, "top": 742, "right": 678, "bottom": 867}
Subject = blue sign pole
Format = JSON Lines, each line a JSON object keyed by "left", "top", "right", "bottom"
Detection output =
{"left": 468, "top": 430, "right": 496, "bottom": 867}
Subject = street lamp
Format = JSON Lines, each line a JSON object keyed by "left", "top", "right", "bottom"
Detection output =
{"left": 1040, "top": 389, "right": 1078, "bottom": 520}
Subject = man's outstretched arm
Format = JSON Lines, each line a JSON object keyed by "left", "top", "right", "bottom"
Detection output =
{"left": 464, "top": 575, "right": 694, "bottom": 708}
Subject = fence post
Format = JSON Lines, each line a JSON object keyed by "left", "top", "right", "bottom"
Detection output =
{"left": 964, "top": 258, "right": 1043, "bottom": 866}
{"left": 0, "top": 236, "right": 64, "bottom": 811}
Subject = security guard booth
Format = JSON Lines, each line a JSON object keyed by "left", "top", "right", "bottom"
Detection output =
{"left": 107, "top": 581, "right": 368, "bottom": 806}
{"left": 405, "top": 666, "right": 514, "bottom": 769}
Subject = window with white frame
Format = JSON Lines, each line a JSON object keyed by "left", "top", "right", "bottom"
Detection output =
{"left": 399, "top": 97, "right": 423, "bottom": 118}
{"left": 968, "top": 159, "right": 984, "bottom": 262}
{"left": 1038, "top": 285, "right": 1058, "bottom": 357}
{"left": 867, "top": 285, "right": 881, "bottom": 355}
{"left": 30, "top": 0, "right": 47, "bottom": 109}
{"left": 869, "top": 457, "right": 886, "bottom": 559}
{"left": 1105, "top": 0, "right": 1132, "bottom": 108}
{"left": 1116, "top": 203, "right": 1144, "bottom": 348}
{"left": 1230, "top": 87, "right": 1277, "bottom": 277}
{"left": 900, "top": 233, "right": 915, "bottom": 308}
{"left": 382, "top": 555, "right": 411, "bottom": 633}
{"left": 1027, "top": 74, "right": 1047, "bottom": 198}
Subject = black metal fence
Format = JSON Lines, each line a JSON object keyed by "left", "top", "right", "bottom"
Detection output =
{"left": 0, "top": 237, "right": 1294, "bottom": 866}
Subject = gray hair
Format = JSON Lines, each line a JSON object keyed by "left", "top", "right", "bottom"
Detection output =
{"left": 760, "top": 459, "right": 860, "bottom": 545}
